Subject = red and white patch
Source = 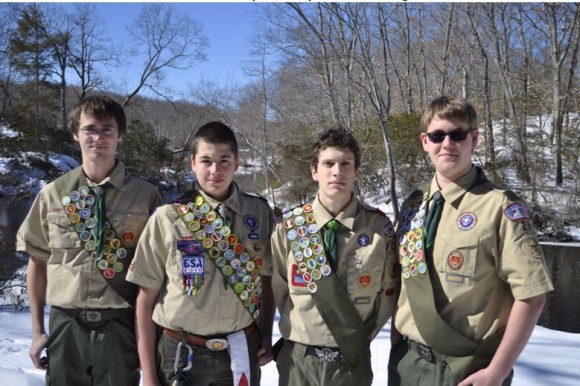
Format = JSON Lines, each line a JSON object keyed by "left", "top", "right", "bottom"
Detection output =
{"left": 447, "top": 250, "right": 464, "bottom": 270}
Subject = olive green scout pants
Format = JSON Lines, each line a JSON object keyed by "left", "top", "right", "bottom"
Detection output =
{"left": 45, "top": 307, "right": 139, "bottom": 386}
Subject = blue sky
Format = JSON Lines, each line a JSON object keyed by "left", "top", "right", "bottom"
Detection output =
{"left": 73, "top": 2, "right": 261, "bottom": 97}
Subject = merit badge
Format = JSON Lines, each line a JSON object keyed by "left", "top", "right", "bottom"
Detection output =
{"left": 358, "top": 272, "right": 371, "bottom": 288}
{"left": 284, "top": 218, "right": 295, "bottom": 229}
{"left": 504, "top": 203, "right": 530, "bottom": 221}
{"left": 358, "top": 234, "right": 370, "bottom": 246}
{"left": 457, "top": 212, "right": 477, "bottom": 231}
{"left": 307, "top": 282, "right": 318, "bottom": 293}
{"left": 243, "top": 215, "right": 258, "bottom": 230}
{"left": 121, "top": 231, "right": 135, "bottom": 245}
{"left": 447, "top": 250, "right": 464, "bottom": 270}
{"left": 303, "top": 203, "right": 313, "bottom": 213}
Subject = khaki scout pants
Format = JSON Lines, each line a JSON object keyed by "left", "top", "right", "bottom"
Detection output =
{"left": 388, "top": 339, "right": 513, "bottom": 386}
{"left": 158, "top": 328, "right": 261, "bottom": 386}
{"left": 276, "top": 340, "right": 373, "bottom": 386}
{"left": 45, "top": 307, "right": 140, "bottom": 386}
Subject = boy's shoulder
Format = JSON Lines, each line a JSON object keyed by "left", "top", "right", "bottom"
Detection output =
{"left": 241, "top": 191, "right": 269, "bottom": 205}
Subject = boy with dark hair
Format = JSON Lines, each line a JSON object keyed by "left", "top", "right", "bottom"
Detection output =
{"left": 127, "top": 121, "right": 275, "bottom": 386}
{"left": 388, "top": 96, "right": 553, "bottom": 385}
{"left": 17, "top": 95, "right": 161, "bottom": 385}
{"left": 271, "top": 127, "right": 399, "bottom": 386}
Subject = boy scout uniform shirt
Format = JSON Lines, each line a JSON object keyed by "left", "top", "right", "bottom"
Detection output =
{"left": 126, "top": 182, "right": 273, "bottom": 335}
{"left": 271, "top": 195, "right": 399, "bottom": 347}
{"left": 395, "top": 166, "right": 553, "bottom": 346}
{"left": 16, "top": 161, "right": 161, "bottom": 309}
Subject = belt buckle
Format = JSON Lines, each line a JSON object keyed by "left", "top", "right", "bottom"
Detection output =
{"left": 205, "top": 338, "right": 229, "bottom": 351}
{"left": 416, "top": 343, "right": 434, "bottom": 363}
{"left": 80, "top": 310, "right": 102, "bottom": 322}
{"left": 314, "top": 347, "right": 340, "bottom": 363}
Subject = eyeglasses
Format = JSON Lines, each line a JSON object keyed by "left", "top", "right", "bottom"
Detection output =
{"left": 80, "top": 127, "right": 118, "bottom": 138}
{"left": 425, "top": 129, "right": 472, "bottom": 143}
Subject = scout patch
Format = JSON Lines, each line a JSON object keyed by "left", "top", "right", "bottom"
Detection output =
{"left": 445, "top": 273, "right": 465, "bottom": 283}
{"left": 182, "top": 255, "right": 205, "bottom": 295}
{"left": 353, "top": 296, "right": 371, "bottom": 305}
{"left": 504, "top": 203, "right": 530, "bottom": 221}
{"left": 456, "top": 212, "right": 477, "bottom": 231}
{"left": 243, "top": 215, "right": 258, "bottom": 230}
{"left": 358, "top": 272, "right": 371, "bottom": 288}
{"left": 447, "top": 250, "right": 464, "bottom": 270}
{"left": 358, "top": 233, "right": 370, "bottom": 246}
{"left": 525, "top": 235, "right": 544, "bottom": 259}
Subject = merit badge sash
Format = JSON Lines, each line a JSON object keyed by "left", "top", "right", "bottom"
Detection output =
{"left": 282, "top": 203, "right": 374, "bottom": 376}
{"left": 174, "top": 192, "right": 262, "bottom": 320}
{"left": 281, "top": 203, "right": 332, "bottom": 293}
{"left": 53, "top": 166, "right": 137, "bottom": 306}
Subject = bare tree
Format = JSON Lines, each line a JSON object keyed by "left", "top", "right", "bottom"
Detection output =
{"left": 123, "top": 3, "right": 208, "bottom": 107}
{"left": 482, "top": 3, "right": 531, "bottom": 183}
{"left": 68, "top": 3, "right": 119, "bottom": 100}
{"left": 466, "top": 4, "right": 496, "bottom": 171}
{"left": 531, "top": 3, "right": 580, "bottom": 185}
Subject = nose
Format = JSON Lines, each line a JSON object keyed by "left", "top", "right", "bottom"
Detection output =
{"left": 209, "top": 162, "right": 219, "bottom": 173}
{"left": 331, "top": 163, "right": 342, "bottom": 175}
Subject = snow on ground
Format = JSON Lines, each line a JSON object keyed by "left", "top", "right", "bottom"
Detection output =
{"left": 0, "top": 309, "right": 579, "bottom": 385}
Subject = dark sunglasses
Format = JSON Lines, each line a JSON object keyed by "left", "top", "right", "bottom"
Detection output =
{"left": 425, "top": 129, "right": 472, "bottom": 143}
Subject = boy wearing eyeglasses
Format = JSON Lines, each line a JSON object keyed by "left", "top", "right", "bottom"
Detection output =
{"left": 388, "top": 96, "right": 553, "bottom": 386}
{"left": 17, "top": 95, "right": 162, "bottom": 385}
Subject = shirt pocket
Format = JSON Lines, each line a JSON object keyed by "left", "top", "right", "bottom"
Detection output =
{"left": 346, "top": 252, "right": 385, "bottom": 294}
{"left": 437, "top": 234, "right": 478, "bottom": 277}
{"left": 109, "top": 211, "right": 150, "bottom": 248}
{"left": 47, "top": 212, "right": 80, "bottom": 250}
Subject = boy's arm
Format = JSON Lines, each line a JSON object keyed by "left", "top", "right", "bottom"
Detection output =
{"left": 26, "top": 256, "right": 49, "bottom": 369}
{"left": 458, "top": 294, "right": 545, "bottom": 386}
{"left": 135, "top": 286, "right": 162, "bottom": 386}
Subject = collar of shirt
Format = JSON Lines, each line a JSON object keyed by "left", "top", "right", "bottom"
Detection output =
{"left": 429, "top": 165, "right": 478, "bottom": 206}
{"left": 195, "top": 181, "right": 242, "bottom": 216}
{"left": 313, "top": 193, "right": 358, "bottom": 232}
{"left": 83, "top": 160, "right": 127, "bottom": 191}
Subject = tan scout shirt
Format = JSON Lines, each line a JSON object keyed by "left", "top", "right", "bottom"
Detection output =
{"left": 271, "top": 194, "right": 399, "bottom": 347}
{"left": 16, "top": 161, "right": 161, "bottom": 309}
{"left": 126, "top": 182, "right": 274, "bottom": 335}
{"left": 395, "top": 166, "right": 553, "bottom": 346}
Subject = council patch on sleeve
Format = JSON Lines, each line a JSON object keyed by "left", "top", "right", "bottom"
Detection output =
{"left": 504, "top": 203, "right": 530, "bottom": 221}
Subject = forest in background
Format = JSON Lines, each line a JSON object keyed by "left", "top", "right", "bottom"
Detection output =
{"left": 0, "top": 2, "right": 579, "bottom": 236}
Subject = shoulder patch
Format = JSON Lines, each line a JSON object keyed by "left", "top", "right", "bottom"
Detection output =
{"left": 504, "top": 203, "right": 530, "bottom": 221}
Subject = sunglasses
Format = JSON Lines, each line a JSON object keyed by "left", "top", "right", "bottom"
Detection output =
{"left": 425, "top": 129, "right": 472, "bottom": 143}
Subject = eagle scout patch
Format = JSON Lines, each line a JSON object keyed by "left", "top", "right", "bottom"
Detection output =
{"left": 456, "top": 212, "right": 477, "bottom": 231}
{"left": 504, "top": 203, "right": 530, "bottom": 221}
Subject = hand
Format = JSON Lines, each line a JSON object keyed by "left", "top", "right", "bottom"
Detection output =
{"left": 257, "top": 343, "right": 274, "bottom": 366}
{"left": 29, "top": 333, "right": 49, "bottom": 369}
{"left": 458, "top": 368, "right": 507, "bottom": 386}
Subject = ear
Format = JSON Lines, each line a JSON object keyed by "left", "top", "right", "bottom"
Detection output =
{"left": 234, "top": 156, "right": 240, "bottom": 172}
{"left": 190, "top": 154, "right": 195, "bottom": 169}
{"left": 420, "top": 133, "right": 429, "bottom": 152}
{"left": 471, "top": 129, "right": 479, "bottom": 149}
{"left": 310, "top": 164, "right": 319, "bottom": 182}
{"left": 73, "top": 132, "right": 80, "bottom": 143}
